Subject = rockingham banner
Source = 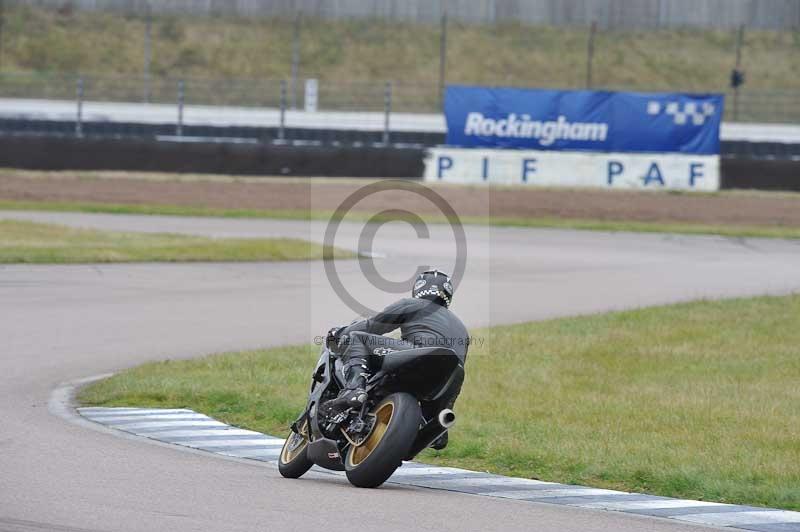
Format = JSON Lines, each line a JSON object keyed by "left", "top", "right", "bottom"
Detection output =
{"left": 425, "top": 85, "right": 724, "bottom": 190}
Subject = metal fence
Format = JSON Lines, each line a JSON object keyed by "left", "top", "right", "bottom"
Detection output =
{"left": 12, "top": 0, "right": 800, "bottom": 30}
{"left": 0, "top": 72, "right": 441, "bottom": 145}
{"left": 2, "top": 72, "right": 799, "bottom": 129}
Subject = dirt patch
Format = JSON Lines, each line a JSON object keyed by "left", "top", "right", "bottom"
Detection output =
{"left": 2, "top": 172, "right": 800, "bottom": 227}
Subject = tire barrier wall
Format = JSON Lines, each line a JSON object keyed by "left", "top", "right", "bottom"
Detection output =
{"left": 720, "top": 157, "right": 800, "bottom": 192}
{"left": 2, "top": 119, "right": 800, "bottom": 160}
{"left": 0, "top": 135, "right": 426, "bottom": 178}
{"left": 0, "top": 134, "right": 797, "bottom": 191}
{"left": 0, "top": 119, "right": 444, "bottom": 150}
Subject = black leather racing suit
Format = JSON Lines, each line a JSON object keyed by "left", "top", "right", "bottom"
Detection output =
{"left": 335, "top": 297, "right": 470, "bottom": 413}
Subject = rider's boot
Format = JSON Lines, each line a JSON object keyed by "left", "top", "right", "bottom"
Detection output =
{"left": 323, "top": 358, "right": 369, "bottom": 414}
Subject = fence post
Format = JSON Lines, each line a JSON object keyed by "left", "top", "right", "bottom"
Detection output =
{"left": 733, "top": 24, "right": 745, "bottom": 121}
{"left": 586, "top": 21, "right": 597, "bottom": 89}
{"left": 383, "top": 81, "right": 392, "bottom": 145}
{"left": 438, "top": 10, "right": 448, "bottom": 110}
{"left": 290, "top": 12, "right": 301, "bottom": 110}
{"left": 144, "top": 1, "right": 152, "bottom": 103}
{"left": 75, "top": 76, "right": 84, "bottom": 138}
{"left": 0, "top": 0, "right": 5, "bottom": 72}
{"left": 279, "top": 79, "right": 287, "bottom": 141}
{"left": 176, "top": 79, "right": 185, "bottom": 137}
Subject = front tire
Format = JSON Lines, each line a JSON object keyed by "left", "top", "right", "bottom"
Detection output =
{"left": 278, "top": 420, "right": 313, "bottom": 479}
{"left": 345, "top": 392, "right": 421, "bottom": 488}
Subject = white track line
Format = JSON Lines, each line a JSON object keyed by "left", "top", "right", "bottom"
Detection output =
{"left": 387, "top": 466, "right": 471, "bottom": 477}
{"left": 88, "top": 413, "right": 212, "bottom": 422}
{"left": 675, "top": 510, "right": 800, "bottom": 526}
{"left": 221, "top": 448, "right": 283, "bottom": 459}
{"left": 140, "top": 428, "right": 264, "bottom": 438}
{"left": 416, "top": 476, "right": 558, "bottom": 488}
{"left": 109, "top": 420, "right": 228, "bottom": 430}
{"left": 183, "top": 439, "right": 285, "bottom": 448}
{"left": 483, "top": 488, "right": 625, "bottom": 499}
{"left": 577, "top": 500, "right": 729, "bottom": 511}
{"left": 81, "top": 408, "right": 195, "bottom": 416}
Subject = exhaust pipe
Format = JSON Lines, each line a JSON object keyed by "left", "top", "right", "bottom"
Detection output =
{"left": 405, "top": 409, "right": 456, "bottom": 460}
{"left": 438, "top": 409, "right": 456, "bottom": 429}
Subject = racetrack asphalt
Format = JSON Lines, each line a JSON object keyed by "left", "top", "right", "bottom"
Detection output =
{"left": 1, "top": 210, "right": 799, "bottom": 532}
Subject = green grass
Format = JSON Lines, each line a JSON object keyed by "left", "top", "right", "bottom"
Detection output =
{"left": 80, "top": 295, "right": 800, "bottom": 510}
{"left": 2, "top": 199, "right": 800, "bottom": 240}
{"left": 2, "top": 5, "right": 799, "bottom": 117}
{"left": 0, "top": 219, "right": 353, "bottom": 263}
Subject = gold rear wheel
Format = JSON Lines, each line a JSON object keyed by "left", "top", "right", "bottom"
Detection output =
{"left": 346, "top": 401, "right": 394, "bottom": 467}
{"left": 344, "top": 393, "right": 421, "bottom": 488}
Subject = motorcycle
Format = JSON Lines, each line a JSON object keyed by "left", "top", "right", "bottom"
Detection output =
{"left": 278, "top": 340, "right": 464, "bottom": 488}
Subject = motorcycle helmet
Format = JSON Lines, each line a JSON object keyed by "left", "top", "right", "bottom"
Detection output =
{"left": 412, "top": 269, "right": 454, "bottom": 308}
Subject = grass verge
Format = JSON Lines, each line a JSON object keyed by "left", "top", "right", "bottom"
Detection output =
{"left": 2, "top": 199, "right": 800, "bottom": 240}
{"left": 3, "top": 6, "right": 800, "bottom": 111}
{"left": 79, "top": 295, "right": 800, "bottom": 510}
{"left": 0, "top": 219, "right": 352, "bottom": 263}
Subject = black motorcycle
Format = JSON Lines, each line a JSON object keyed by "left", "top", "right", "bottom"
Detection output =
{"left": 278, "top": 341, "right": 464, "bottom": 488}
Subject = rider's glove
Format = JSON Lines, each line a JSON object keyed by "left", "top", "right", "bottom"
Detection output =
{"left": 335, "top": 334, "right": 350, "bottom": 354}
{"left": 326, "top": 326, "right": 345, "bottom": 352}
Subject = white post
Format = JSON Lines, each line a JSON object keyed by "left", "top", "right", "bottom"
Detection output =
{"left": 177, "top": 80, "right": 185, "bottom": 137}
{"left": 75, "top": 77, "right": 84, "bottom": 138}
{"left": 383, "top": 81, "right": 392, "bottom": 145}
{"left": 304, "top": 78, "right": 318, "bottom": 112}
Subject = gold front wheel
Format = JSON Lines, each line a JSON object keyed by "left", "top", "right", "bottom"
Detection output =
{"left": 278, "top": 419, "right": 313, "bottom": 479}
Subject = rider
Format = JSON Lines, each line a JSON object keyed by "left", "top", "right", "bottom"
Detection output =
{"left": 323, "top": 269, "right": 469, "bottom": 449}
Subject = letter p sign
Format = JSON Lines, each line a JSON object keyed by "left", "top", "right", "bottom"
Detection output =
{"left": 437, "top": 156, "right": 453, "bottom": 179}
{"left": 608, "top": 161, "right": 624, "bottom": 185}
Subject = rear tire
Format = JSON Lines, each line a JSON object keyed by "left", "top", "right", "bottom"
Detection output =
{"left": 278, "top": 420, "right": 313, "bottom": 479}
{"left": 344, "top": 392, "right": 421, "bottom": 488}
